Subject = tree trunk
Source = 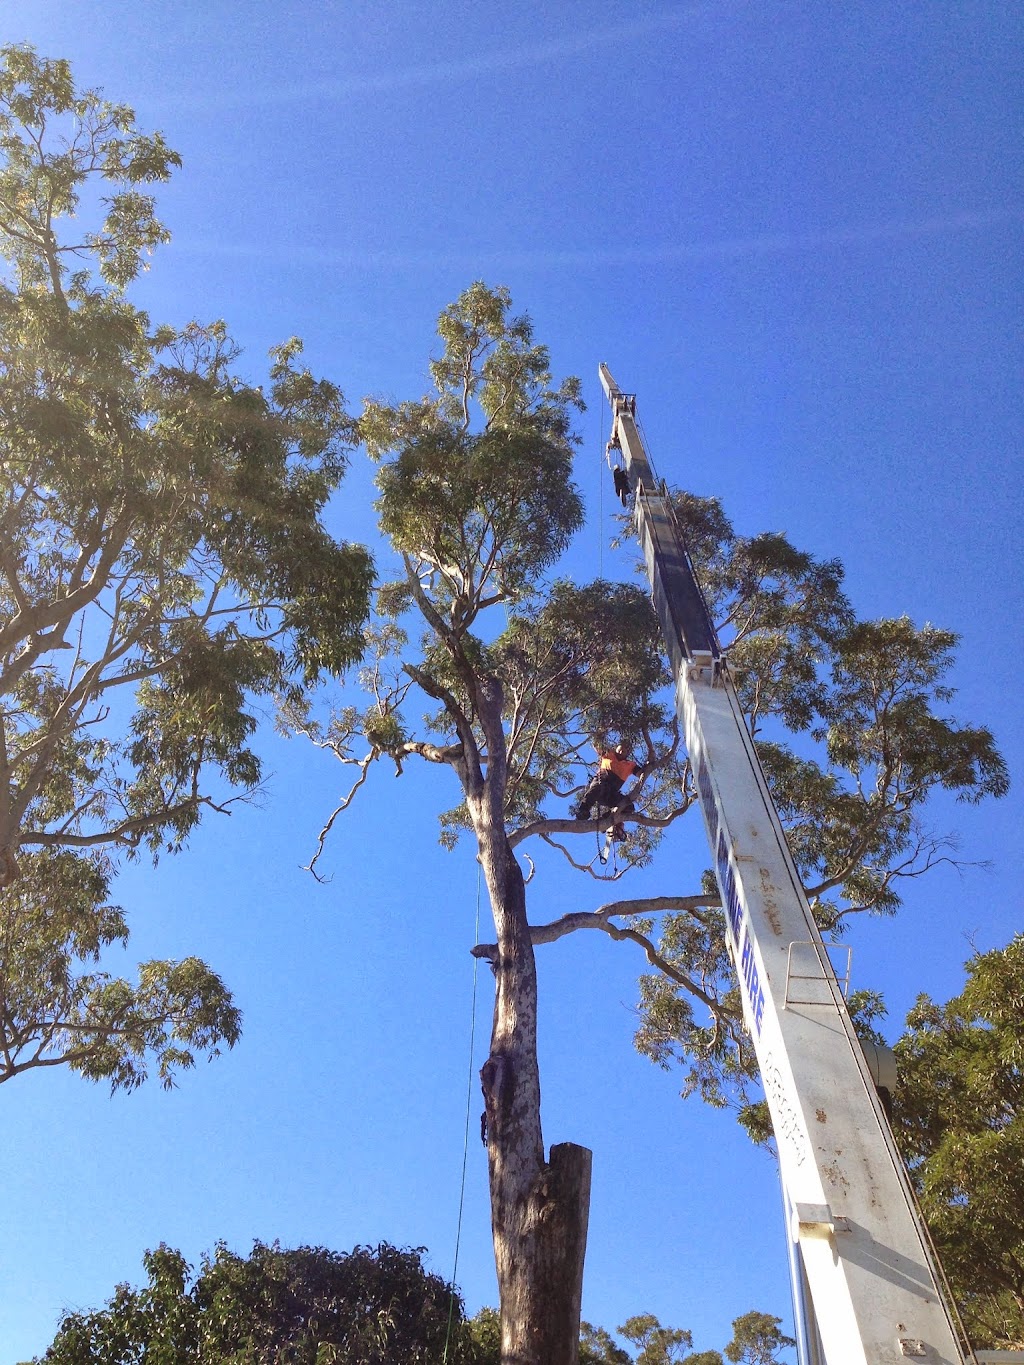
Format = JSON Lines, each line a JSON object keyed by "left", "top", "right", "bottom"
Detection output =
{"left": 477, "top": 824, "right": 592, "bottom": 1365}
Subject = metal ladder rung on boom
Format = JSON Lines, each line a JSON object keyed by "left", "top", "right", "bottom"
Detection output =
{"left": 598, "top": 364, "right": 971, "bottom": 1365}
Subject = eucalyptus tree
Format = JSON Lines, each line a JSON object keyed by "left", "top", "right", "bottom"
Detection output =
{"left": 36, "top": 1240, "right": 473, "bottom": 1363}
{"left": 0, "top": 47, "right": 371, "bottom": 1088}
{"left": 609, "top": 1310, "right": 794, "bottom": 1365}
{"left": 469, "top": 1306, "right": 794, "bottom": 1365}
{"left": 287, "top": 282, "right": 1006, "bottom": 1364}
{"left": 630, "top": 501, "right": 1007, "bottom": 1135}
{"left": 887, "top": 935, "right": 1024, "bottom": 1347}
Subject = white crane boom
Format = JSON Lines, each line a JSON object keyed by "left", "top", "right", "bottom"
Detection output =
{"left": 599, "top": 365, "right": 970, "bottom": 1365}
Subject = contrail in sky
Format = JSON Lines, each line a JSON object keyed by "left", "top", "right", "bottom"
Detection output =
{"left": 160, "top": 3, "right": 742, "bottom": 112}
{"left": 176, "top": 207, "right": 1021, "bottom": 271}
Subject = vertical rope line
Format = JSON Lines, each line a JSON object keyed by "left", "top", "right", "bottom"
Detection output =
{"left": 442, "top": 862, "right": 483, "bottom": 1363}
{"left": 597, "top": 395, "right": 605, "bottom": 580}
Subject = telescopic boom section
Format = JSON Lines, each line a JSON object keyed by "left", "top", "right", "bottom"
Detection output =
{"left": 598, "top": 364, "right": 971, "bottom": 1365}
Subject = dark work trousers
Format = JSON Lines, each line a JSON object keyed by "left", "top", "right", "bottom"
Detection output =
{"left": 575, "top": 772, "right": 624, "bottom": 819}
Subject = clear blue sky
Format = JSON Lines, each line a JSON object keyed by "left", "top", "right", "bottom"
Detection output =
{"left": 2, "top": 2, "right": 1022, "bottom": 1359}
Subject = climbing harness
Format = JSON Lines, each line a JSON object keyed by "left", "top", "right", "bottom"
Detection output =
{"left": 595, "top": 804, "right": 626, "bottom": 870}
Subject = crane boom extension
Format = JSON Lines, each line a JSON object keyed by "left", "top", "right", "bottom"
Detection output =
{"left": 599, "top": 366, "right": 969, "bottom": 1365}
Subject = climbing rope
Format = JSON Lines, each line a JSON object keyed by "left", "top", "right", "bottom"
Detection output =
{"left": 597, "top": 394, "right": 605, "bottom": 580}
{"left": 442, "top": 862, "right": 483, "bottom": 1363}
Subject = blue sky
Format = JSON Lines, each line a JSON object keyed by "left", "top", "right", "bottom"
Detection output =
{"left": 2, "top": 2, "right": 1022, "bottom": 1359}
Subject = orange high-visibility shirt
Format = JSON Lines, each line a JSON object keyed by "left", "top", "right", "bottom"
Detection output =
{"left": 599, "top": 752, "right": 638, "bottom": 783}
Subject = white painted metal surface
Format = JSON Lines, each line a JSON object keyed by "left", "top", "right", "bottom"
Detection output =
{"left": 599, "top": 366, "right": 970, "bottom": 1365}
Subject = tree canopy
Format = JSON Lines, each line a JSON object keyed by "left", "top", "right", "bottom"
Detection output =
{"left": 34, "top": 1240, "right": 474, "bottom": 1364}
{"left": 35, "top": 1245, "right": 795, "bottom": 1365}
{"left": 286, "top": 280, "right": 1007, "bottom": 1362}
{"left": 0, "top": 46, "right": 372, "bottom": 1089}
{"left": 467, "top": 1306, "right": 794, "bottom": 1365}
{"left": 888, "top": 934, "right": 1024, "bottom": 1348}
{"left": 630, "top": 494, "right": 1007, "bottom": 1134}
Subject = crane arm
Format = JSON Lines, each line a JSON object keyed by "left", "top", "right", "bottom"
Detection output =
{"left": 599, "top": 364, "right": 970, "bottom": 1365}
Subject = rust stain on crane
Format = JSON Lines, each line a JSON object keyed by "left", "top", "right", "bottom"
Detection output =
{"left": 760, "top": 868, "right": 783, "bottom": 935}
{"left": 822, "top": 1162, "right": 851, "bottom": 1196}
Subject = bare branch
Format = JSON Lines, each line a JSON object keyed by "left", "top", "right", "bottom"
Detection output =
{"left": 471, "top": 893, "right": 722, "bottom": 1009}
{"left": 304, "top": 757, "right": 375, "bottom": 881}
{"left": 508, "top": 802, "right": 692, "bottom": 849}
{"left": 536, "top": 830, "right": 622, "bottom": 878}
{"left": 19, "top": 791, "right": 246, "bottom": 852}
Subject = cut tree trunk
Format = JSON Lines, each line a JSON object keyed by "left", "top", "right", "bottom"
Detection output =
{"left": 478, "top": 824, "right": 593, "bottom": 1365}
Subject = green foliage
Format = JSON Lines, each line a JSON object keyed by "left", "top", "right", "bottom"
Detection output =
{"left": 491, "top": 578, "right": 677, "bottom": 838}
{"left": 632, "top": 494, "right": 1007, "bottom": 1126}
{"left": 0, "top": 46, "right": 180, "bottom": 292}
{"left": 620, "top": 1313, "right": 694, "bottom": 1365}
{"left": 375, "top": 425, "right": 580, "bottom": 602}
{"left": 290, "top": 282, "right": 1007, "bottom": 1147}
{"left": 367, "top": 282, "right": 584, "bottom": 619}
{"left": 38, "top": 1241, "right": 475, "bottom": 1364}
{"left": 363, "top": 281, "right": 583, "bottom": 454}
{"left": 467, "top": 1308, "right": 792, "bottom": 1365}
{"left": 0, "top": 48, "right": 372, "bottom": 1086}
{"left": 822, "top": 618, "right": 1007, "bottom": 807}
{"left": 723, "top": 1312, "right": 795, "bottom": 1365}
{"left": 467, "top": 1305, "right": 503, "bottom": 1363}
{"left": 632, "top": 901, "right": 754, "bottom": 1107}
{"left": 291, "top": 284, "right": 694, "bottom": 882}
{"left": 889, "top": 936, "right": 1024, "bottom": 1347}
{"left": 0, "top": 847, "right": 239, "bottom": 1088}
{"left": 580, "top": 1320, "right": 633, "bottom": 1364}
{"left": 667, "top": 493, "right": 851, "bottom": 736}
{"left": 668, "top": 495, "right": 1006, "bottom": 920}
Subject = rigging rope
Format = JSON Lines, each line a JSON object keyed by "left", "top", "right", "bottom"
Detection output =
{"left": 442, "top": 862, "right": 483, "bottom": 1363}
{"left": 597, "top": 392, "right": 605, "bottom": 580}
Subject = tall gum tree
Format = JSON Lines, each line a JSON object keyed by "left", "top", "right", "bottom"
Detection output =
{"left": 286, "top": 284, "right": 1007, "bottom": 1363}
{"left": 0, "top": 48, "right": 372, "bottom": 1089}
{"left": 882, "top": 934, "right": 1024, "bottom": 1347}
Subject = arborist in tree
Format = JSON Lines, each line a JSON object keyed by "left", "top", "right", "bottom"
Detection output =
{"left": 612, "top": 465, "right": 631, "bottom": 505}
{"left": 573, "top": 743, "right": 642, "bottom": 824}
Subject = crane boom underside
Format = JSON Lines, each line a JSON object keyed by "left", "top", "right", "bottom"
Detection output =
{"left": 598, "top": 363, "right": 970, "bottom": 1365}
